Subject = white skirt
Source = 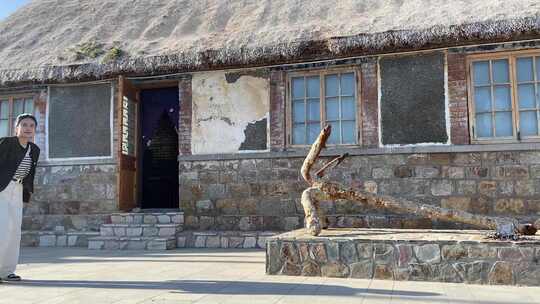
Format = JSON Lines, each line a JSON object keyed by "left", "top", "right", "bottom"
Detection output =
{"left": 0, "top": 181, "right": 23, "bottom": 278}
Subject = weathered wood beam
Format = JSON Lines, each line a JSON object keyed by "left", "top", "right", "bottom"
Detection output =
{"left": 300, "top": 125, "right": 538, "bottom": 237}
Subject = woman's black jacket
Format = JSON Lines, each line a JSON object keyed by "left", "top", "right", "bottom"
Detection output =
{"left": 0, "top": 136, "right": 40, "bottom": 202}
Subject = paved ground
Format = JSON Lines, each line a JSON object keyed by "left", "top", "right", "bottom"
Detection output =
{"left": 0, "top": 248, "right": 539, "bottom": 304}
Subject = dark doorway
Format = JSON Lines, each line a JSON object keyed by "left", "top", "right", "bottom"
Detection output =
{"left": 140, "top": 87, "right": 179, "bottom": 209}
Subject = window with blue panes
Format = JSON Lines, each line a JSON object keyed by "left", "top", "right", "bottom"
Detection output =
{"left": 470, "top": 54, "right": 540, "bottom": 141}
{"left": 290, "top": 71, "right": 358, "bottom": 145}
{"left": 0, "top": 97, "right": 34, "bottom": 137}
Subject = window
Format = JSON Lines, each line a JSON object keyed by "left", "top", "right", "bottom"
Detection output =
{"left": 0, "top": 97, "right": 35, "bottom": 137}
{"left": 48, "top": 83, "right": 112, "bottom": 159}
{"left": 289, "top": 70, "right": 359, "bottom": 145}
{"left": 469, "top": 52, "right": 540, "bottom": 142}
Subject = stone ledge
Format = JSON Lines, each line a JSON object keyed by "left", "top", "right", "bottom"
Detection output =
{"left": 101, "top": 224, "right": 182, "bottom": 228}
{"left": 21, "top": 231, "right": 100, "bottom": 248}
{"left": 177, "top": 230, "right": 281, "bottom": 249}
{"left": 266, "top": 228, "right": 540, "bottom": 286}
{"left": 88, "top": 236, "right": 176, "bottom": 250}
{"left": 179, "top": 143, "right": 540, "bottom": 161}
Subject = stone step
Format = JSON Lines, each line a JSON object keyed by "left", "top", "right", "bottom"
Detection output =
{"left": 100, "top": 224, "right": 182, "bottom": 237}
{"left": 110, "top": 212, "right": 184, "bottom": 225}
{"left": 88, "top": 236, "right": 176, "bottom": 250}
{"left": 22, "top": 230, "right": 100, "bottom": 247}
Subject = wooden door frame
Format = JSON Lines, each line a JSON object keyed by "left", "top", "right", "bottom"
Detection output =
{"left": 117, "top": 75, "right": 140, "bottom": 211}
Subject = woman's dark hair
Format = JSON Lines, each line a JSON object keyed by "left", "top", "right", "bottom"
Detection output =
{"left": 15, "top": 113, "right": 38, "bottom": 127}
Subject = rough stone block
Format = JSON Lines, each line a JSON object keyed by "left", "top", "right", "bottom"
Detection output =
{"left": 488, "top": 262, "right": 514, "bottom": 285}
{"left": 206, "top": 236, "right": 221, "bottom": 248}
{"left": 441, "top": 197, "right": 471, "bottom": 212}
{"left": 143, "top": 215, "right": 158, "bottom": 224}
{"left": 446, "top": 167, "right": 465, "bottom": 179}
{"left": 114, "top": 227, "right": 126, "bottom": 237}
{"left": 415, "top": 166, "right": 440, "bottom": 178}
{"left": 363, "top": 181, "right": 378, "bottom": 194}
{"left": 374, "top": 244, "right": 394, "bottom": 264}
{"left": 453, "top": 261, "right": 491, "bottom": 284}
{"left": 177, "top": 236, "right": 186, "bottom": 248}
{"left": 110, "top": 215, "right": 124, "bottom": 224}
{"left": 431, "top": 181, "right": 453, "bottom": 196}
{"left": 39, "top": 235, "right": 56, "bottom": 247}
{"left": 244, "top": 236, "right": 257, "bottom": 248}
{"left": 194, "top": 236, "right": 206, "bottom": 248}
{"left": 132, "top": 215, "right": 143, "bottom": 224}
{"left": 171, "top": 214, "right": 184, "bottom": 224}
{"left": 395, "top": 244, "right": 415, "bottom": 267}
{"left": 494, "top": 198, "right": 525, "bottom": 215}
{"left": 441, "top": 244, "right": 467, "bottom": 260}
{"left": 147, "top": 240, "right": 167, "bottom": 250}
{"left": 414, "top": 244, "right": 440, "bottom": 263}
{"left": 196, "top": 200, "right": 214, "bottom": 214}
{"left": 372, "top": 167, "right": 394, "bottom": 179}
{"left": 394, "top": 166, "right": 414, "bottom": 178}
{"left": 56, "top": 235, "right": 67, "bottom": 247}
{"left": 465, "top": 167, "right": 488, "bottom": 178}
{"left": 257, "top": 236, "right": 267, "bottom": 249}
{"left": 515, "top": 180, "right": 536, "bottom": 196}
{"left": 220, "top": 237, "right": 229, "bottom": 248}
{"left": 157, "top": 215, "right": 171, "bottom": 224}
{"left": 158, "top": 227, "right": 176, "bottom": 237}
{"left": 340, "top": 242, "right": 358, "bottom": 264}
{"left": 100, "top": 227, "right": 114, "bottom": 237}
{"left": 374, "top": 264, "right": 394, "bottom": 280}
{"left": 126, "top": 227, "right": 143, "bottom": 237}
{"left": 350, "top": 260, "right": 373, "bottom": 279}
{"left": 456, "top": 180, "right": 477, "bottom": 195}
{"left": 321, "top": 262, "right": 349, "bottom": 278}
{"left": 104, "top": 240, "right": 127, "bottom": 250}
{"left": 88, "top": 240, "right": 104, "bottom": 250}
{"left": 143, "top": 227, "right": 159, "bottom": 237}
{"left": 498, "top": 247, "right": 534, "bottom": 261}
{"left": 127, "top": 240, "right": 146, "bottom": 250}
{"left": 468, "top": 246, "right": 497, "bottom": 259}
{"left": 479, "top": 181, "right": 497, "bottom": 197}
{"left": 67, "top": 236, "right": 78, "bottom": 247}
{"left": 229, "top": 237, "right": 244, "bottom": 248}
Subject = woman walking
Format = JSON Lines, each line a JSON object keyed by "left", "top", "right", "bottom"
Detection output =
{"left": 0, "top": 113, "right": 40, "bottom": 282}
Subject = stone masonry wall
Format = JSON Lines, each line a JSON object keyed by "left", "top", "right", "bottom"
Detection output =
{"left": 267, "top": 229, "right": 540, "bottom": 286}
{"left": 26, "top": 164, "right": 118, "bottom": 216}
{"left": 179, "top": 151, "right": 540, "bottom": 231}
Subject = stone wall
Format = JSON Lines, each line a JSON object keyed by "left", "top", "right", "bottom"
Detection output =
{"left": 26, "top": 164, "right": 118, "bottom": 216}
{"left": 266, "top": 228, "right": 540, "bottom": 286}
{"left": 179, "top": 151, "right": 540, "bottom": 231}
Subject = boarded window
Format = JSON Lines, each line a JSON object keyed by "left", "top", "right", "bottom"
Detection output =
{"left": 48, "top": 83, "right": 112, "bottom": 158}
{"left": 380, "top": 52, "right": 447, "bottom": 145}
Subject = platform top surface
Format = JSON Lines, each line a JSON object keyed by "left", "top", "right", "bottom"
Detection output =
{"left": 271, "top": 228, "right": 540, "bottom": 244}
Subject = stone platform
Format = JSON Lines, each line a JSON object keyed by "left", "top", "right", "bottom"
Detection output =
{"left": 266, "top": 228, "right": 540, "bottom": 286}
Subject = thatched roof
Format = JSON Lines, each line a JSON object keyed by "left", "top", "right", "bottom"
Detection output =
{"left": 1, "top": 0, "right": 540, "bottom": 85}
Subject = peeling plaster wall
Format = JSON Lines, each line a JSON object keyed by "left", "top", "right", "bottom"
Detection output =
{"left": 191, "top": 72, "right": 269, "bottom": 154}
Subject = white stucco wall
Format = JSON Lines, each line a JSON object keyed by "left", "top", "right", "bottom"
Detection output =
{"left": 191, "top": 72, "right": 269, "bottom": 154}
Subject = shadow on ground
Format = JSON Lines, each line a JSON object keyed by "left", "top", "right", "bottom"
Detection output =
{"left": 5, "top": 279, "right": 439, "bottom": 297}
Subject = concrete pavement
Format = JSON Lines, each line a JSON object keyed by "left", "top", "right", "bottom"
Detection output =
{"left": 0, "top": 248, "right": 538, "bottom": 304}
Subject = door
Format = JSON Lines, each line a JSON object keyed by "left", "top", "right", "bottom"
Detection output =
{"left": 117, "top": 75, "right": 140, "bottom": 211}
{"left": 140, "top": 87, "right": 179, "bottom": 209}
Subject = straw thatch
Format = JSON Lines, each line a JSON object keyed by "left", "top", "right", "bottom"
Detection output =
{"left": 1, "top": 0, "right": 540, "bottom": 85}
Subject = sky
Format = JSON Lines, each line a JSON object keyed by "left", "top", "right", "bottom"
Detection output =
{"left": 0, "top": 0, "right": 29, "bottom": 21}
